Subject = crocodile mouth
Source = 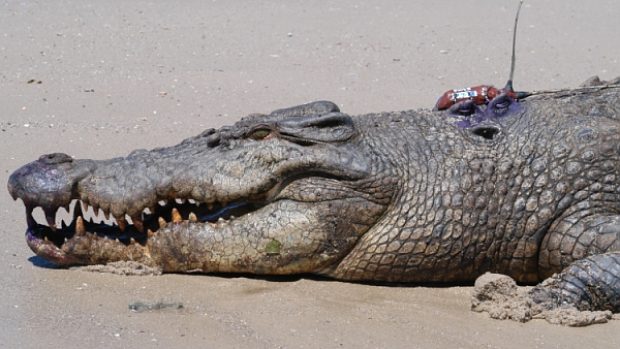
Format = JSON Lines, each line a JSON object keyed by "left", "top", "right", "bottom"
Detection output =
{"left": 25, "top": 197, "right": 262, "bottom": 264}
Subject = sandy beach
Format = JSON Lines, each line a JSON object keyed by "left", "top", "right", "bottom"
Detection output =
{"left": 1, "top": 1, "right": 619, "bottom": 348}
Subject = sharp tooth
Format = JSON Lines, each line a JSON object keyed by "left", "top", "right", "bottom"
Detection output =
{"left": 80, "top": 201, "right": 88, "bottom": 214}
{"left": 171, "top": 208, "right": 182, "bottom": 223}
{"left": 158, "top": 217, "right": 167, "bottom": 228}
{"left": 76, "top": 216, "right": 86, "bottom": 236}
{"left": 158, "top": 200, "right": 167, "bottom": 206}
{"left": 217, "top": 217, "right": 225, "bottom": 223}
{"left": 130, "top": 237, "right": 136, "bottom": 244}
{"left": 64, "top": 237, "right": 68, "bottom": 243}
{"left": 147, "top": 229, "right": 155, "bottom": 238}
{"left": 175, "top": 198, "right": 185, "bottom": 204}
{"left": 188, "top": 212, "right": 197, "bottom": 222}
{"left": 188, "top": 199, "right": 196, "bottom": 204}
{"left": 117, "top": 217, "right": 127, "bottom": 232}
{"left": 44, "top": 236, "right": 49, "bottom": 242}
{"left": 230, "top": 215, "right": 236, "bottom": 220}
{"left": 115, "top": 238, "right": 120, "bottom": 243}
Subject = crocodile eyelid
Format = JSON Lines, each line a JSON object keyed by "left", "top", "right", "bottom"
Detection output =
{"left": 247, "top": 126, "right": 275, "bottom": 141}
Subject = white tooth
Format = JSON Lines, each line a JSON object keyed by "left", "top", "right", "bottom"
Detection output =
{"left": 217, "top": 217, "right": 225, "bottom": 223}
{"left": 171, "top": 208, "right": 182, "bottom": 223}
{"left": 175, "top": 198, "right": 185, "bottom": 204}
{"left": 158, "top": 200, "right": 167, "bottom": 206}
{"left": 143, "top": 207, "right": 152, "bottom": 215}
{"left": 158, "top": 217, "right": 167, "bottom": 228}
{"left": 80, "top": 201, "right": 89, "bottom": 215}
{"left": 188, "top": 198, "right": 196, "bottom": 204}
{"left": 188, "top": 212, "right": 197, "bottom": 222}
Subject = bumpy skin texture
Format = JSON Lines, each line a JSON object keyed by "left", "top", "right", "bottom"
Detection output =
{"left": 7, "top": 81, "right": 620, "bottom": 312}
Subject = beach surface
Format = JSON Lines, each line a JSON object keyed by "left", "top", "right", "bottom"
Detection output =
{"left": 1, "top": 1, "right": 619, "bottom": 348}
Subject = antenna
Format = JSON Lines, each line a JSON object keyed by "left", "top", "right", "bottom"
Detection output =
{"left": 505, "top": 0, "right": 524, "bottom": 92}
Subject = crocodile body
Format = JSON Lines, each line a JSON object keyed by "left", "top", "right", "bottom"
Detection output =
{"left": 7, "top": 80, "right": 620, "bottom": 313}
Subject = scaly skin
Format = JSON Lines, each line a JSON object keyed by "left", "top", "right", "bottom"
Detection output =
{"left": 7, "top": 78, "right": 620, "bottom": 313}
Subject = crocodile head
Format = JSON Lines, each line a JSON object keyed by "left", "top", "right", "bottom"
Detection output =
{"left": 7, "top": 101, "right": 395, "bottom": 274}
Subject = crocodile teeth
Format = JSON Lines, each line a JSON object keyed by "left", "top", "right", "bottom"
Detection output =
{"left": 158, "top": 217, "right": 167, "bottom": 228}
{"left": 171, "top": 208, "right": 182, "bottom": 223}
{"left": 76, "top": 216, "right": 86, "bottom": 236}
{"left": 188, "top": 212, "right": 197, "bottom": 222}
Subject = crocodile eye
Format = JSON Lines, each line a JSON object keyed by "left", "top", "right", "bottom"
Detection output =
{"left": 249, "top": 128, "right": 271, "bottom": 140}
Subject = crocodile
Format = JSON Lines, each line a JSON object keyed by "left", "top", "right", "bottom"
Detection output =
{"left": 7, "top": 77, "right": 620, "bottom": 314}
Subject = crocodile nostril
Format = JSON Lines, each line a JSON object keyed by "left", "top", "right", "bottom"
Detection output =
{"left": 471, "top": 126, "right": 501, "bottom": 140}
{"left": 39, "top": 153, "right": 73, "bottom": 165}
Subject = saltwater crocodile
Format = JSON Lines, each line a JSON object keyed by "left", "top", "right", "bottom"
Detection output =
{"left": 7, "top": 78, "right": 620, "bottom": 315}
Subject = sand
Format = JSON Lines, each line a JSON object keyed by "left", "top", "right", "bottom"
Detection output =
{"left": 1, "top": 1, "right": 619, "bottom": 348}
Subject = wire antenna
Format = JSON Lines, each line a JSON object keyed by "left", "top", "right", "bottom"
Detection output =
{"left": 505, "top": 0, "right": 524, "bottom": 91}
